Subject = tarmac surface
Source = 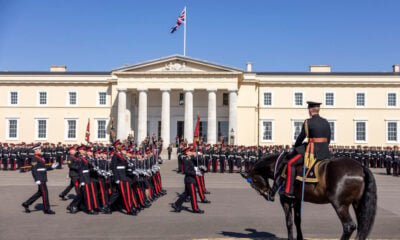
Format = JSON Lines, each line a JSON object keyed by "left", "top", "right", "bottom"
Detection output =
{"left": 0, "top": 154, "right": 399, "bottom": 240}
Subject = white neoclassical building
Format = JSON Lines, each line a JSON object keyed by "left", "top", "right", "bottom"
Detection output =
{"left": 1, "top": 55, "right": 400, "bottom": 147}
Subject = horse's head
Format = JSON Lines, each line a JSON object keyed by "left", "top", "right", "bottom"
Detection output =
{"left": 246, "top": 152, "right": 284, "bottom": 201}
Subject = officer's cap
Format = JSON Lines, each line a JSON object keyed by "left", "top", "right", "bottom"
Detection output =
{"left": 306, "top": 101, "right": 322, "bottom": 108}
{"left": 32, "top": 144, "right": 41, "bottom": 151}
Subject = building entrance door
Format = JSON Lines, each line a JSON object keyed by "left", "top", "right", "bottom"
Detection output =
{"left": 177, "top": 121, "right": 184, "bottom": 144}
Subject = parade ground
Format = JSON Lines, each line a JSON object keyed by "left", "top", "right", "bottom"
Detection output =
{"left": 0, "top": 155, "right": 399, "bottom": 240}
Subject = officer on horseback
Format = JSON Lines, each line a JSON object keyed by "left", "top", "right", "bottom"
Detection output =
{"left": 283, "top": 101, "right": 331, "bottom": 198}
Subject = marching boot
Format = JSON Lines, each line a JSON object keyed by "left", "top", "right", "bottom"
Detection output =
{"left": 101, "top": 206, "right": 112, "bottom": 214}
{"left": 129, "top": 208, "right": 137, "bottom": 216}
{"left": 171, "top": 203, "right": 181, "bottom": 212}
{"left": 59, "top": 193, "right": 67, "bottom": 201}
{"left": 201, "top": 199, "right": 211, "bottom": 204}
{"left": 89, "top": 209, "right": 98, "bottom": 215}
{"left": 193, "top": 209, "right": 204, "bottom": 214}
{"left": 22, "top": 202, "right": 30, "bottom": 213}
{"left": 204, "top": 190, "right": 211, "bottom": 194}
{"left": 44, "top": 209, "right": 56, "bottom": 215}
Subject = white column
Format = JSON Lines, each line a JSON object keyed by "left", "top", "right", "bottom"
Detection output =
{"left": 184, "top": 88, "right": 194, "bottom": 143}
{"left": 229, "top": 89, "right": 238, "bottom": 144}
{"left": 117, "top": 88, "right": 127, "bottom": 140}
{"left": 161, "top": 88, "right": 170, "bottom": 147}
{"left": 137, "top": 88, "right": 148, "bottom": 144}
{"left": 207, "top": 89, "right": 217, "bottom": 144}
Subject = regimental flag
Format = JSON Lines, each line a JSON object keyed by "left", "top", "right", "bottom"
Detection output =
{"left": 193, "top": 112, "right": 200, "bottom": 146}
{"left": 170, "top": 7, "right": 186, "bottom": 33}
{"left": 85, "top": 118, "right": 90, "bottom": 142}
{"left": 109, "top": 117, "right": 116, "bottom": 144}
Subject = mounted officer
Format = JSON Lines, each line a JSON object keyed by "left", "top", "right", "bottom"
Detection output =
{"left": 282, "top": 101, "right": 331, "bottom": 199}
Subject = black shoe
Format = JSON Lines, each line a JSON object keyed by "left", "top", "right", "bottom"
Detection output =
{"left": 66, "top": 205, "right": 71, "bottom": 211}
{"left": 22, "top": 203, "right": 30, "bottom": 213}
{"left": 101, "top": 207, "right": 112, "bottom": 214}
{"left": 69, "top": 206, "right": 79, "bottom": 214}
{"left": 171, "top": 203, "right": 181, "bottom": 212}
{"left": 185, "top": 197, "right": 191, "bottom": 202}
{"left": 193, "top": 209, "right": 204, "bottom": 214}
{"left": 204, "top": 191, "right": 210, "bottom": 194}
{"left": 44, "top": 209, "right": 55, "bottom": 215}
{"left": 59, "top": 194, "right": 67, "bottom": 201}
{"left": 201, "top": 199, "right": 211, "bottom": 204}
{"left": 89, "top": 210, "right": 98, "bottom": 215}
{"left": 129, "top": 208, "right": 137, "bottom": 215}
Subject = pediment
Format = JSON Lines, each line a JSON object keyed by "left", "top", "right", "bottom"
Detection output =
{"left": 112, "top": 55, "right": 242, "bottom": 73}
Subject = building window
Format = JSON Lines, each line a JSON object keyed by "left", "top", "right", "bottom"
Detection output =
{"left": 68, "top": 92, "right": 77, "bottom": 106}
{"left": 355, "top": 121, "right": 367, "bottom": 143}
{"left": 328, "top": 121, "right": 335, "bottom": 142}
{"left": 387, "top": 121, "right": 398, "bottom": 142}
{"left": 38, "top": 91, "right": 47, "bottom": 105}
{"left": 98, "top": 92, "right": 107, "bottom": 106}
{"left": 356, "top": 92, "right": 365, "bottom": 107}
{"left": 262, "top": 121, "right": 273, "bottom": 141}
{"left": 36, "top": 119, "right": 48, "bottom": 140}
{"left": 325, "top": 92, "right": 334, "bottom": 106}
{"left": 65, "top": 119, "right": 77, "bottom": 140}
{"left": 7, "top": 119, "right": 18, "bottom": 139}
{"left": 179, "top": 93, "right": 184, "bottom": 105}
{"left": 387, "top": 93, "right": 397, "bottom": 107}
{"left": 293, "top": 120, "right": 303, "bottom": 141}
{"left": 9, "top": 91, "right": 18, "bottom": 105}
{"left": 97, "top": 119, "right": 107, "bottom": 140}
{"left": 222, "top": 93, "right": 229, "bottom": 106}
{"left": 263, "top": 92, "right": 272, "bottom": 106}
{"left": 294, "top": 92, "right": 303, "bottom": 106}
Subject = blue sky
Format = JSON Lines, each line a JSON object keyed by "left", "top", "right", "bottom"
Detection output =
{"left": 0, "top": 0, "right": 399, "bottom": 72}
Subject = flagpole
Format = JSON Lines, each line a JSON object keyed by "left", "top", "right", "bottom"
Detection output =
{"left": 183, "top": 6, "right": 186, "bottom": 56}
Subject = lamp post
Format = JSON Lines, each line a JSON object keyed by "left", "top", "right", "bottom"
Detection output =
{"left": 230, "top": 128, "right": 235, "bottom": 145}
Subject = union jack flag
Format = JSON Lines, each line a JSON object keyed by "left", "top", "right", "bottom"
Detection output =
{"left": 170, "top": 7, "right": 186, "bottom": 33}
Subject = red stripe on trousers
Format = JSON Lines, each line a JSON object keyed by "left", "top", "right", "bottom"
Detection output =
{"left": 137, "top": 186, "right": 143, "bottom": 205}
{"left": 85, "top": 184, "right": 91, "bottom": 211}
{"left": 75, "top": 180, "right": 79, "bottom": 193}
{"left": 126, "top": 182, "right": 132, "bottom": 209}
{"left": 130, "top": 188, "right": 138, "bottom": 208}
{"left": 196, "top": 176, "right": 205, "bottom": 200}
{"left": 90, "top": 182, "right": 98, "bottom": 209}
{"left": 157, "top": 173, "right": 162, "bottom": 188}
{"left": 41, "top": 183, "right": 47, "bottom": 211}
{"left": 99, "top": 181, "right": 106, "bottom": 205}
{"left": 120, "top": 182, "right": 130, "bottom": 213}
{"left": 285, "top": 154, "right": 302, "bottom": 193}
{"left": 201, "top": 176, "right": 206, "bottom": 192}
{"left": 190, "top": 183, "right": 197, "bottom": 210}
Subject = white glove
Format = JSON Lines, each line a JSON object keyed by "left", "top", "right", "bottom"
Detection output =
{"left": 51, "top": 162, "right": 59, "bottom": 169}
{"left": 194, "top": 167, "right": 199, "bottom": 172}
{"left": 80, "top": 182, "right": 85, "bottom": 186}
{"left": 115, "top": 180, "right": 120, "bottom": 184}
{"left": 35, "top": 180, "right": 41, "bottom": 185}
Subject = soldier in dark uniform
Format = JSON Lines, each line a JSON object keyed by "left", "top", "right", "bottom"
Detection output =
{"left": 59, "top": 145, "right": 80, "bottom": 202}
{"left": 55, "top": 142, "right": 64, "bottom": 169}
{"left": 22, "top": 144, "right": 58, "bottom": 214}
{"left": 171, "top": 147, "right": 204, "bottom": 214}
{"left": 284, "top": 101, "right": 331, "bottom": 198}
{"left": 2, "top": 143, "right": 10, "bottom": 170}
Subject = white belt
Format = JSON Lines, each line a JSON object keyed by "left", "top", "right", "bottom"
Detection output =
{"left": 228, "top": 155, "right": 234, "bottom": 158}
{"left": 37, "top": 168, "right": 46, "bottom": 171}
{"left": 82, "top": 170, "right": 89, "bottom": 173}
{"left": 117, "top": 166, "right": 125, "bottom": 169}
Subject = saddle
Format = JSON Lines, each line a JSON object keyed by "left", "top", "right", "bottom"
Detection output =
{"left": 281, "top": 160, "right": 322, "bottom": 183}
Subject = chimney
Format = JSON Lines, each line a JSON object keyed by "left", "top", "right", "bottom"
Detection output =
{"left": 246, "top": 62, "right": 252, "bottom": 72}
{"left": 50, "top": 65, "right": 67, "bottom": 72}
{"left": 309, "top": 65, "right": 331, "bottom": 73}
{"left": 393, "top": 64, "right": 399, "bottom": 73}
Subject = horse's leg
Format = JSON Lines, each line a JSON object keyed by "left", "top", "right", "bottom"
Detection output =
{"left": 332, "top": 203, "right": 357, "bottom": 240}
{"left": 280, "top": 196, "right": 294, "bottom": 240}
{"left": 294, "top": 200, "right": 303, "bottom": 240}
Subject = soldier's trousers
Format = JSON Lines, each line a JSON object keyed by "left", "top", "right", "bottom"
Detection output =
{"left": 97, "top": 178, "right": 109, "bottom": 207}
{"left": 195, "top": 175, "right": 206, "bottom": 201}
{"left": 24, "top": 182, "right": 51, "bottom": 212}
{"left": 108, "top": 181, "right": 133, "bottom": 213}
{"left": 9, "top": 157, "right": 17, "bottom": 170}
{"left": 285, "top": 154, "right": 303, "bottom": 195}
{"left": 212, "top": 157, "right": 218, "bottom": 172}
{"left": 228, "top": 157, "right": 234, "bottom": 173}
{"left": 81, "top": 181, "right": 99, "bottom": 211}
{"left": 56, "top": 155, "right": 63, "bottom": 169}
{"left": 219, "top": 157, "right": 226, "bottom": 173}
{"left": 174, "top": 182, "right": 199, "bottom": 211}
{"left": 60, "top": 177, "right": 79, "bottom": 198}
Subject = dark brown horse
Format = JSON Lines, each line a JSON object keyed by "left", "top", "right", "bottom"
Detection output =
{"left": 244, "top": 152, "right": 377, "bottom": 240}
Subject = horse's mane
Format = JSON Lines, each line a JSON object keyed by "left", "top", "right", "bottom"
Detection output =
{"left": 253, "top": 152, "right": 282, "bottom": 170}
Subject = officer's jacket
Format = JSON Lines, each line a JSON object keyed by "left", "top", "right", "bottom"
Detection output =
{"left": 31, "top": 155, "right": 51, "bottom": 182}
{"left": 295, "top": 114, "right": 331, "bottom": 160}
{"left": 111, "top": 151, "right": 129, "bottom": 182}
{"left": 78, "top": 155, "right": 92, "bottom": 184}
{"left": 183, "top": 155, "right": 196, "bottom": 184}
{"left": 67, "top": 154, "right": 80, "bottom": 178}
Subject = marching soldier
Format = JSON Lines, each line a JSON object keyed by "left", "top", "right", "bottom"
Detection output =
{"left": 59, "top": 145, "right": 80, "bottom": 202}
{"left": 22, "top": 144, "right": 58, "bottom": 214}
{"left": 171, "top": 147, "right": 204, "bottom": 214}
{"left": 55, "top": 142, "right": 64, "bottom": 169}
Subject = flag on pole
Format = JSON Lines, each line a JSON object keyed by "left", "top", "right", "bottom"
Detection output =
{"left": 193, "top": 112, "right": 200, "bottom": 145}
{"left": 109, "top": 117, "right": 116, "bottom": 144}
{"left": 85, "top": 118, "right": 90, "bottom": 142}
{"left": 170, "top": 7, "right": 186, "bottom": 33}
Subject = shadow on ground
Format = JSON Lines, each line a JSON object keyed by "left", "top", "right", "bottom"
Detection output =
{"left": 220, "top": 228, "right": 283, "bottom": 239}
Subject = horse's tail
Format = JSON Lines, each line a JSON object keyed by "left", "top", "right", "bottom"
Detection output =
{"left": 355, "top": 166, "right": 377, "bottom": 240}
